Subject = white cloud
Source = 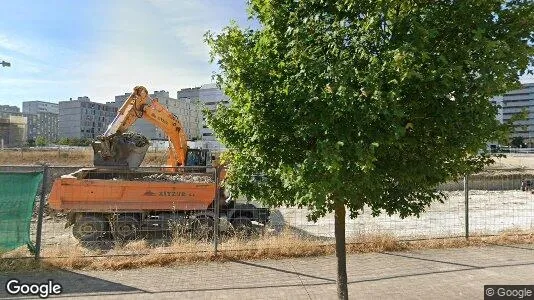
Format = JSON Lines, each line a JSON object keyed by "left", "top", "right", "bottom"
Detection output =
{"left": 0, "top": 32, "right": 75, "bottom": 64}
{"left": 147, "top": 0, "right": 224, "bottom": 59}
{"left": 0, "top": 34, "right": 31, "bottom": 56}
{"left": 75, "top": 0, "right": 237, "bottom": 101}
{"left": 0, "top": 1, "right": 249, "bottom": 106}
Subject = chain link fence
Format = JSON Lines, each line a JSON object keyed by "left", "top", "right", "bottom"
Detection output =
{"left": 0, "top": 165, "right": 533, "bottom": 259}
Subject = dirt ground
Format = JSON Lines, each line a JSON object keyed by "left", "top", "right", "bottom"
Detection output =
{"left": 489, "top": 153, "right": 534, "bottom": 169}
{"left": 0, "top": 147, "right": 167, "bottom": 166}
{"left": 29, "top": 187, "right": 533, "bottom": 255}
{"left": 2, "top": 148, "right": 534, "bottom": 169}
{"left": 279, "top": 189, "right": 534, "bottom": 239}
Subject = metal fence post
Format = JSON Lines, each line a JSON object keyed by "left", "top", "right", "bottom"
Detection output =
{"left": 213, "top": 167, "right": 220, "bottom": 255}
{"left": 35, "top": 165, "right": 48, "bottom": 259}
{"left": 464, "top": 174, "right": 469, "bottom": 239}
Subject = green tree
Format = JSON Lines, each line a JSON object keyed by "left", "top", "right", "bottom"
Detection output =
{"left": 68, "top": 138, "right": 79, "bottom": 146}
{"left": 77, "top": 138, "right": 92, "bottom": 146}
{"left": 35, "top": 136, "right": 47, "bottom": 147}
{"left": 58, "top": 138, "right": 70, "bottom": 145}
{"left": 206, "top": 1, "right": 534, "bottom": 298}
{"left": 511, "top": 136, "right": 526, "bottom": 148}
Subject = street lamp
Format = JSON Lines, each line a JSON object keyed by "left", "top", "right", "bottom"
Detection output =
{"left": 1, "top": 61, "right": 11, "bottom": 67}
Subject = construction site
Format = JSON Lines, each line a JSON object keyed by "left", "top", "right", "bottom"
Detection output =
{"left": 1, "top": 149, "right": 534, "bottom": 265}
{"left": 0, "top": 86, "right": 531, "bottom": 264}
{"left": 2, "top": 0, "right": 534, "bottom": 298}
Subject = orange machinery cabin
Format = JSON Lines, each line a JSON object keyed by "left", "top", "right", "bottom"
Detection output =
{"left": 48, "top": 168, "right": 217, "bottom": 213}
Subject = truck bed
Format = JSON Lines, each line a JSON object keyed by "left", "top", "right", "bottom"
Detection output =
{"left": 48, "top": 168, "right": 217, "bottom": 212}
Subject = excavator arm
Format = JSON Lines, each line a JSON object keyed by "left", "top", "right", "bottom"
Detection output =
{"left": 93, "top": 86, "right": 189, "bottom": 168}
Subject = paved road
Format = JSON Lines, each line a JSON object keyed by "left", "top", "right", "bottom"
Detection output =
{"left": 1, "top": 244, "right": 533, "bottom": 299}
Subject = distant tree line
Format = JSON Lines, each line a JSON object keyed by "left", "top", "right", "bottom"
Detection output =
{"left": 26, "top": 137, "right": 93, "bottom": 147}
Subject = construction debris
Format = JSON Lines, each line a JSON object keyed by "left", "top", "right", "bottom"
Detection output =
{"left": 113, "top": 132, "right": 150, "bottom": 147}
{"left": 134, "top": 173, "right": 214, "bottom": 183}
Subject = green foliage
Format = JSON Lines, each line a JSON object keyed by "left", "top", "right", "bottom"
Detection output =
{"left": 79, "top": 138, "right": 92, "bottom": 146}
{"left": 58, "top": 137, "right": 92, "bottom": 146}
{"left": 35, "top": 136, "right": 47, "bottom": 147}
{"left": 58, "top": 138, "right": 70, "bottom": 145}
{"left": 510, "top": 136, "right": 526, "bottom": 148}
{"left": 206, "top": 0, "right": 534, "bottom": 221}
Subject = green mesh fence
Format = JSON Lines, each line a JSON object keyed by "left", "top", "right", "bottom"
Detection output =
{"left": 0, "top": 172, "right": 43, "bottom": 252}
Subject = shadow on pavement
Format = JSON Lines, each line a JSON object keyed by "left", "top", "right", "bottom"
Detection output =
{"left": 2, "top": 247, "right": 534, "bottom": 297}
{"left": 0, "top": 269, "right": 143, "bottom": 298}
{"left": 75, "top": 256, "right": 534, "bottom": 295}
{"left": 229, "top": 259, "right": 335, "bottom": 282}
{"left": 484, "top": 243, "right": 534, "bottom": 251}
{"left": 347, "top": 260, "right": 534, "bottom": 285}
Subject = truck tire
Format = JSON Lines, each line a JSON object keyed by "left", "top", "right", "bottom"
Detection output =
{"left": 72, "top": 215, "right": 108, "bottom": 242}
{"left": 190, "top": 216, "right": 214, "bottom": 241}
{"left": 113, "top": 215, "right": 139, "bottom": 241}
{"left": 230, "top": 216, "right": 255, "bottom": 237}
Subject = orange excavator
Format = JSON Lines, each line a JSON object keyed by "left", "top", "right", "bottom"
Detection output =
{"left": 92, "top": 85, "right": 209, "bottom": 169}
{"left": 48, "top": 86, "right": 268, "bottom": 242}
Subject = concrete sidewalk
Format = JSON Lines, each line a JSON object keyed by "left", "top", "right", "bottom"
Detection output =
{"left": 1, "top": 244, "right": 533, "bottom": 299}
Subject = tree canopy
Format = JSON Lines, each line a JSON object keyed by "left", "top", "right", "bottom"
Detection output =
{"left": 35, "top": 136, "right": 47, "bottom": 147}
{"left": 207, "top": 0, "right": 534, "bottom": 221}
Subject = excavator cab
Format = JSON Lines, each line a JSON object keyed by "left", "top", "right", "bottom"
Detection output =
{"left": 185, "top": 148, "right": 211, "bottom": 173}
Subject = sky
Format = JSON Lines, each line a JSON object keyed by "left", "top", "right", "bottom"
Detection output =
{"left": 0, "top": 0, "right": 253, "bottom": 108}
{"left": 0, "top": 1, "right": 533, "bottom": 109}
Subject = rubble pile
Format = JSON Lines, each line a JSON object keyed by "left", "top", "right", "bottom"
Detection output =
{"left": 113, "top": 132, "right": 150, "bottom": 147}
{"left": 135, "top": 173, "right": 214, "bottom": 183}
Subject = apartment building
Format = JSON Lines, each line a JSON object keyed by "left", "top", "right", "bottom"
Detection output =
{"left": 34, "top": 112, "right": 59, "bottom": 142}
{"left": 177, "top": 87, "right": 200, "bottom": 101}
{"left": 490, "top": 96, "right": 504, "bottom": 123}
{"left": 199, "top": 83, "right": 230, "bottom": 151}
{"left": 499, "top": 83, "right": 534, "bottom": 145}
{"left": 58, "top": 96, "right": 117, "bottom": 139}
{"left": 21, "top": 100, "right": 59, "bottom": 142}
{"left": 0, "top": 115, "right": 27, "bottom": 147}
{"left": 22, "top": 100, "right": 59, "bottom": 114}
{"left": 0, "top": 110, "right": 40, "bottom": 143}
{"left": 0, "top": 105, "right": 20, "bottom": 113}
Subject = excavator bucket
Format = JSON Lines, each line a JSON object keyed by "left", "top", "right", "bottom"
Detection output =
{"left": 92, "top": 133, "right": 150, "bottom": 169}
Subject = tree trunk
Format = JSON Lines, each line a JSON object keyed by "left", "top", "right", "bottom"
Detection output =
{"left": 335, "top": 202, "right": 348, "bottom": 300}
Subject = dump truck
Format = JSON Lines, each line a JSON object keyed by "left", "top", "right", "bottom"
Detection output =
{"left": 48, "top": 86, "right": 269, "bottom": 241}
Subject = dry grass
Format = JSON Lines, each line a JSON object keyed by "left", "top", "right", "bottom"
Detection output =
{"left": 0, "top": 148, "right": 167, "bottom": 166}
{"left": 2, "top": 229, "right": 533, "bottom": 272}
{"left": 0, "top": 248, "right": 47, "bottom": 272}
{"left": 0, "top": 148, "right": 93, "bottom": 166}
{"left": 5, "top": 149, "right": 534, "bottom": 169}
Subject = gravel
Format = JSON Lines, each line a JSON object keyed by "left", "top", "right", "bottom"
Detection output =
{"left": 134, "top": 173, "right": 214, "bottom": 183}
{"left": 113, "top": 132, "right": 150, "bottom": 147}
{"left": 277, "top": 189, "right": 534, "bottom": 239}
